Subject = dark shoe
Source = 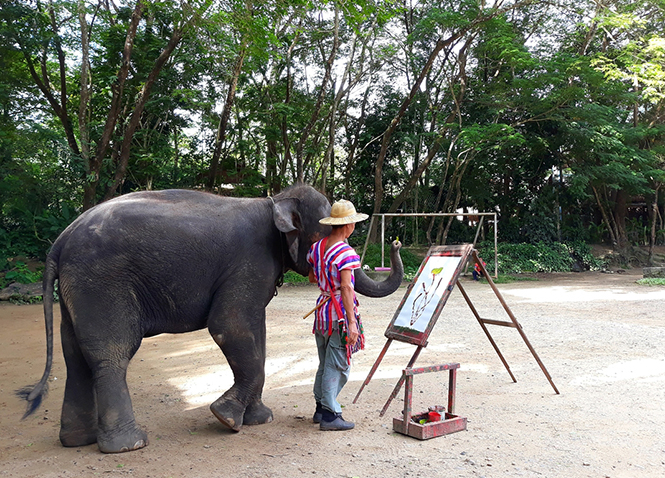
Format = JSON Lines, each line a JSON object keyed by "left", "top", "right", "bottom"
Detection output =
{"left": 313, "top": 402, "right": 323, "bottom": 424}
{"left": 320, "top": 414, "right": 355, "bottom": 431}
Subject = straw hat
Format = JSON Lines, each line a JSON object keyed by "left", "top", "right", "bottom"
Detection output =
{"left": 319, "top": 199, "right": 369, "bottom": 225}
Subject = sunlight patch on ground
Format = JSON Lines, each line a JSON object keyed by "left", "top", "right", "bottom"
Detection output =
{"left": 275, "top": 361, "right": 493, "bottom": 390}
{"left": 571, "top": 358, "right": 665, "bottom": 386}
{"left": 460, "top": 363, "right": 491, "bottom": 374}
{"left": 264, "top": 355, "right": 318, "bottom": 377}
{"left": 168, "top": 335, "right": 494, "bottom": 408}
{"left": 426, "top": 342, "right": 470, "bottom": 352}
{"left": 171, "top": 355, "right": 321, "bottom": 408}
{"left": 502, "top": 286, "right": 665, "bottom": 304}
{"left": 169, "top": 369, "right": 234, "bottom": 409}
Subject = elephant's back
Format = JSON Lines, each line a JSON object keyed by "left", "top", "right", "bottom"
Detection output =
{"left": 63, "top": 190, "right": 257, "bottom": 239}
{"left": 50, "top": 190, "right": 274, "bottom": 330}
{"left": 52, "top": 190, "right": 269, "bottom": 272}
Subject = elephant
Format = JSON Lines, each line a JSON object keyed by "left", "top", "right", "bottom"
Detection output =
{"left": 19, "top": 184, "right": 403, "bottom": 453}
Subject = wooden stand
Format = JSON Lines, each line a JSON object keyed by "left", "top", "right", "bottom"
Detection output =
{"left": 354, "top": 245, "right": 558, "bottom": 417}
{"left": 392, "top": 363, "right": 467, "bottom": 440}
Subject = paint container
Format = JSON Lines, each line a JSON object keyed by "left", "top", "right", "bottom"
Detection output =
{"left": 428, "top": 411, "right": 441, "bottom": 422}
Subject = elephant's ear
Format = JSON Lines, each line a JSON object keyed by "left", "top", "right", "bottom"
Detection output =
{"left": 273, "top": 197, "right": 302, "bottom": 264}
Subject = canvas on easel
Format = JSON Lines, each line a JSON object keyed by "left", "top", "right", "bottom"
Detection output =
{"left": 353, "top": 244, "right": 473, "bottom": 413}
{"left": 354, "top": 244, "right": 558, "bottom": 417}
{"left": 384, "top": 244, "right": 473, "bottom": 347}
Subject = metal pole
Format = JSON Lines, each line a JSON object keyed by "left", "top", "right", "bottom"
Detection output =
{"left": 381, "top": 215, "right": 385, "bottom": 268}
{"left": 465, "top": 216, "right": 485, "bottom": 276}
{"left": 472, "top": 216, "right": 485, "bottom": 247}
{"left": 494, "top": 213, "right": 498, "bottom": 279}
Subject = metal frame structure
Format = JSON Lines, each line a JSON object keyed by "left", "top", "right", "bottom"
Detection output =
{"left": 360, "top": 212, "right": 498, "bottom": 278}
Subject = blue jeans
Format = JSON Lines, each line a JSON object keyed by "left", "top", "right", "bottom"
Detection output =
{"left": 313, "top": 329, "right": 350, "bottom": 414}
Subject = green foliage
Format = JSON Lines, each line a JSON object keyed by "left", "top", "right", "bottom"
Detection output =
{"left": 283, "top": 270, "right": 309, "bottom": 284}
{"left": 1, "top": 261, "right": 42, "bottom": 288}
{"left": 567, "top": 241, "right": 607, "bottom": 271}
{"left": 1, "top": 0, "right": 664, "bottom": 263}
{"left": 636, "top": 277, "right": 665, "bottom": 286}
{"left": 356, "top": 243, "right": 424, "bottom": 273}
{"left": 8, "top": 295, "right": 43, "bottom": 305}
{"left": 476, "top": 241, "right": 606, "bottom": 274}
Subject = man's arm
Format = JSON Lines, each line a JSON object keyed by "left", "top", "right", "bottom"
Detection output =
{"left": 339, "top": 269, "right": 358, "bottom": 345}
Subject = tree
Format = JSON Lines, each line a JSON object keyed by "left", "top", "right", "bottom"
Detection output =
{"left": 1, "top": 0, "right": 210, "bottom": 210}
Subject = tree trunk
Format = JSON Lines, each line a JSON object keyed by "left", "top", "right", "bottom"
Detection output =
{"left": 591, "top": 185, "right": 618, "bottom": 245}
{"left": 206, "top": 45, "right": 247, "bottom": 192}
{"left": 368, "top": 4, "right": 519, "bottom": 241}
{"left": 278, "top": 31, "right": 300, "bottom": 186}
{"left": 85, "top": 0, "right": 145, "bottom": 209}
{"left": 370, "top": 36, "right": 451, "bottom": 241}
{"left": 77, "top": 0, "right": 91, "bottom": 166}
{"left": 344, "top": 82, "right": 371, "bottom": 198}
{"left": 266, "top": 130, "right": 279, "bottom": 196}
{"left": 295, "top": 7, "right": 338, "bottom": 182}
{"left": 104, "top": 28, "right": 184, "bottom": 200}
{"left": 648, "top": 186, "right": 659, "bottom": 265}
{"left": 613, "top": 189, "right": 629, "bottom": 251}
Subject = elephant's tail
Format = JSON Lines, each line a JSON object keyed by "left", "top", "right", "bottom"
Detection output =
{"left": 17, "top": 255, "right": 58, "bottom": 419}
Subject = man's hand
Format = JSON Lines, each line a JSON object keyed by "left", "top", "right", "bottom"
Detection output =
{"left": 347, "top": 318, "right": 359, "bottom": 346}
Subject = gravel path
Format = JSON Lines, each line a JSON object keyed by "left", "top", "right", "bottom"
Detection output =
{"left": 1, "top": 270, "right": 664, "bottom": 477}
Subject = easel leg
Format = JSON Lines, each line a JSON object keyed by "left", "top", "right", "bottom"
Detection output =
{"left": 470, "top": 250, "right": 560, "bottom": 395}
{"left": 379, "top": 345, "right": 423, "bottom": 417}
{"left": 353, "top": 338, "right": 393, "bottom": 404}
{"left": 457, "top": 280, "right": 517, "bottom": 383}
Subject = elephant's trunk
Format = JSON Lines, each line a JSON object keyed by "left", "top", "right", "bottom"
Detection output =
{"left": 354, "top": 240, "right": 404, "bottom": 298}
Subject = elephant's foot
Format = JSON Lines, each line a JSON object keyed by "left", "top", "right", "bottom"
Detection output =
{"left": 60, "top": 409, "right": 98, "bottom": 447}
{"left": 210, "top": 396, "right": 245, "bottom": 432}
{"left": 243, "top": 400, "right": 273, "bottom": 426}
{"left": 97, "top": 424, "right": 148, "bottom": 453}
{"left": 59, "top": 426, "right": 98, "bottom": 448}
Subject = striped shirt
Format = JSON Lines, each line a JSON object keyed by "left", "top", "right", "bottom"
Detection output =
{"left": 307, "top": 239, "right": 361, "bottom": 335}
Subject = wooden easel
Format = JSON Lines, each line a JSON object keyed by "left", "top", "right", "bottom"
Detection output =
{"left": 354, "top": 245, "right": 559, "bottom": 416}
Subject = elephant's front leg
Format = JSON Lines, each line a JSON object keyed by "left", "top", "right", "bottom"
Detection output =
{"left": 208, "top": 300, "right": 273, "bottom": 431}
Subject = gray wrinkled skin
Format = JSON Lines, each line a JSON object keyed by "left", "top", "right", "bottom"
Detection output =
{"left": 20, "top": 184, "right": 403, "bottom": 453}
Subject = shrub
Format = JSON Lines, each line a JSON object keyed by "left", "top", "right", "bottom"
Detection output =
{"left": 1, "top": 261, "right": 43, "bottom": 288}
{"left": 283, "top": 271, "right": 309, "bottom": 284}
{"left": 636, "top": 278, "right": 665, "bottom": 286}
{"left": 476, "top": 241, "right": 605, "bottom": 274}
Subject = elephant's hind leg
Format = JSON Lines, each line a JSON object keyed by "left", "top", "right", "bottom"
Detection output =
{"left": 75, "top": 304, "right": 148, "bottom": 453}
{"left": 91, "top": 353, "right": 148, "bottom": 453}
{"left": 59, "top": 310, "right": 98, "bottom": 447}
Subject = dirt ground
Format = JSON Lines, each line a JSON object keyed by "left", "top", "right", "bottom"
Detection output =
{"left": 1, "top": 270, "right": 664, "bottom": 478}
